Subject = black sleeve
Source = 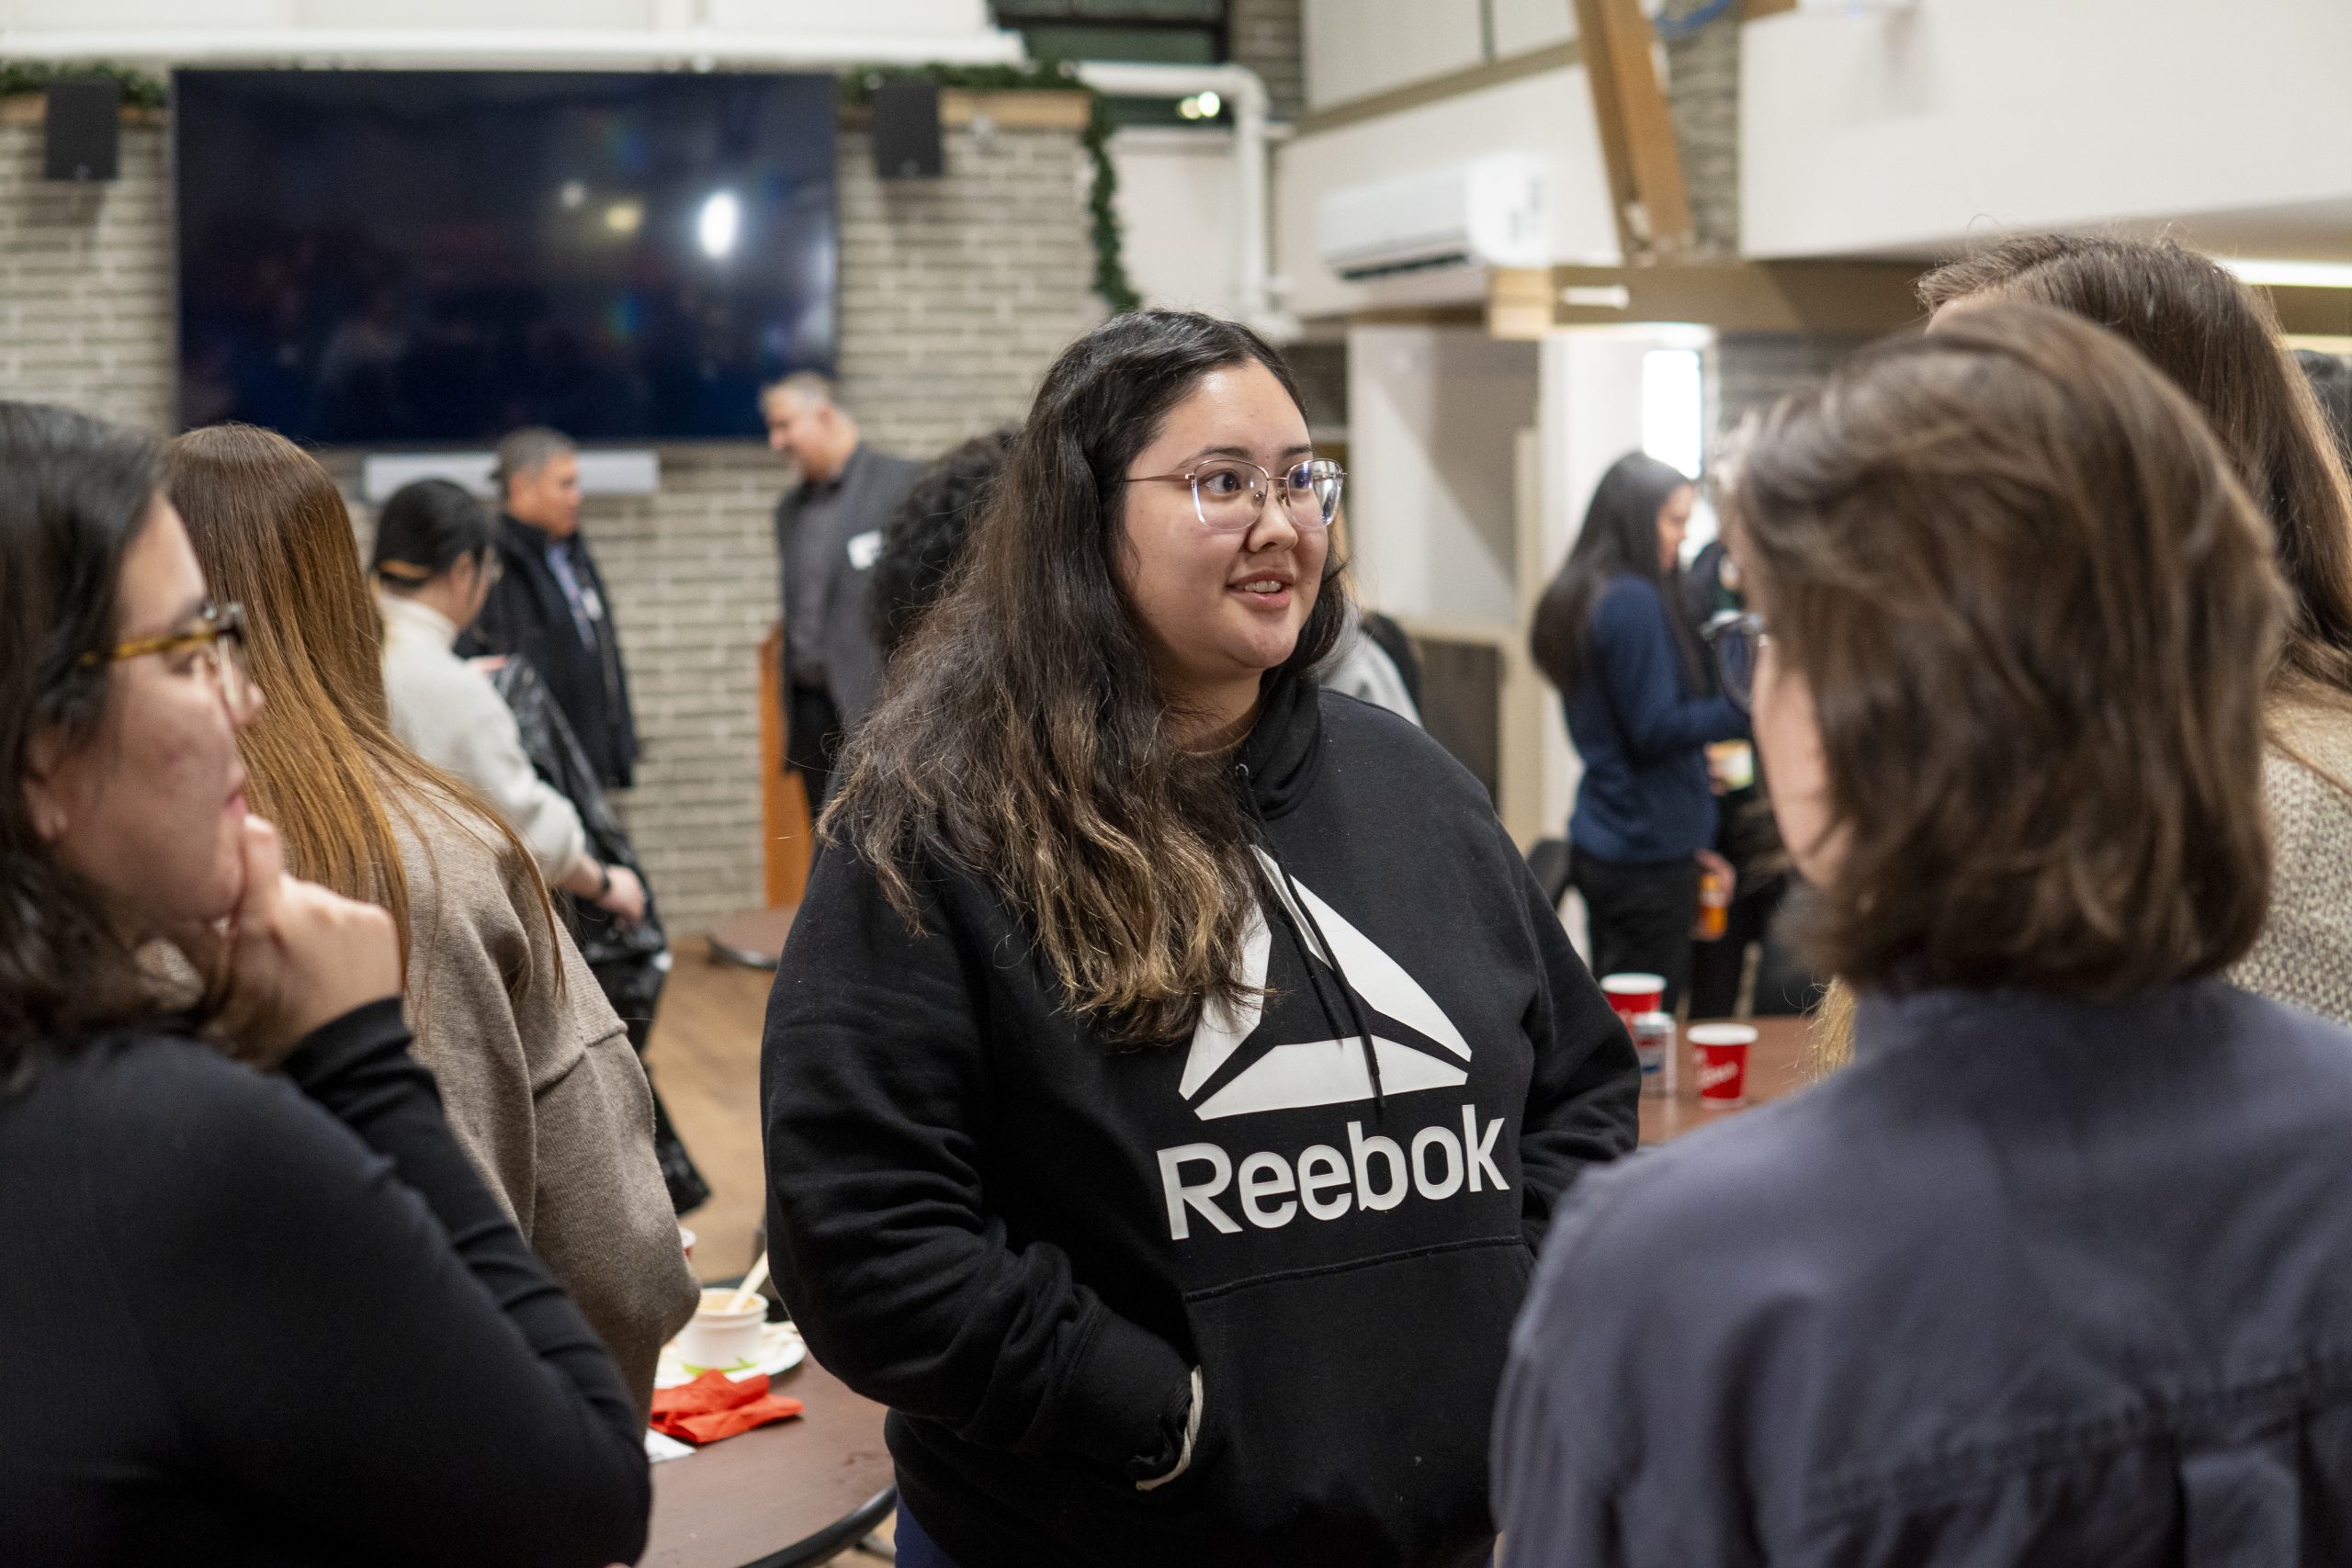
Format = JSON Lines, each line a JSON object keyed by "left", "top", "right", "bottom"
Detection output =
{"left": 762, "top": 849, "right": 1196, "bottom": 1481}
{"left": 107, "top": 1000, "right": 649, "bottom": 1568}
{"left": 1510, "top": 846, "right": 1643, "bottom": 1247}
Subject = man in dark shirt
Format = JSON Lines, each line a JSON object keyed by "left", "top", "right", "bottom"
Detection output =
{"left": 762, "top": 373, "right": 921, "bottom": 808}
{"left": 462, "top": 428, "right": 639, "bottom": 790}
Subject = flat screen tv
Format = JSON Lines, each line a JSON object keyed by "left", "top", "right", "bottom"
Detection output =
{"left": 175, "top": 69, "right": 838, "bottom": 445}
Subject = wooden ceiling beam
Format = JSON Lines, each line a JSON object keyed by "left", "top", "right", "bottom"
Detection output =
{"left": 1571, "top": 0, "right": 1698, "bottom": 262}
{"left": 1490, "top": 260, "right": 1928, "bottom": 337}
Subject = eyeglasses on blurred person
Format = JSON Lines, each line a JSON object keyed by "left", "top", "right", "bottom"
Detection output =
{"left": 1498, "top": 301, "right": 2352, "bottom": 1565}
{"left": 0, "top": 401, "right": 652, "bottom": 1566}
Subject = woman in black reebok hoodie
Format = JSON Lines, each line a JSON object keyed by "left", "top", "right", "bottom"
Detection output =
{"left": 762, "top": 310, "right": 1638, "bottom": 1568}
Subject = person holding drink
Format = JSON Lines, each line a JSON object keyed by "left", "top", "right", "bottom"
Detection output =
{"left": 1496, "top": 304, "right": 2352, "bottom": 1562}
{"left": 0, "top": 402, "right": 650, "bottom": 1565}
{"left": 1531, "top": 454, "right": 1747, "bottom": 1015}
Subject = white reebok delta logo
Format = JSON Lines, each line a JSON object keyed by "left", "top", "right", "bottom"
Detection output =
{"left": 1179, "top": 851, "right": 1472, "bottom": 1121}
{"left": 1153, "top": 852, "right": 1510, "bottom": 1242}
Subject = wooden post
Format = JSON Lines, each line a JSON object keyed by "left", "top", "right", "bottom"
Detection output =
{"left": 1571, "top": 0, "right": 1698, "bottom": 261}
{"left": 758, "top": 624, "right": 814, "bottom": 908}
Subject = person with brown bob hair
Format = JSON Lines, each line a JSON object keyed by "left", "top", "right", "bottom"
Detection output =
{"left": 1917, "top": 233, "right": 2352, "bottom": 1021}
{"left": 164, "top": 424, "right": 694, "bottom": 1418}
{"left": 1497, "top": 302, "right": 2352, "bottom": 1562}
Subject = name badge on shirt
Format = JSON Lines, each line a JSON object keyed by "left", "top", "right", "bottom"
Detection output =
{"left": 846, "top": 530, "right": 884, "bottom": 571}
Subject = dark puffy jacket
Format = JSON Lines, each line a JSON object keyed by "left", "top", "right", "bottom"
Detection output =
{"left": 489, "top": 658, "right": 664, "bottom": 972}
{"left": 1496, "top": 980, "right": 2352, "bottom": 1567}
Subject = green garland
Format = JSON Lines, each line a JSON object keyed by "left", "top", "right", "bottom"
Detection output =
{"left": 0, "top": 62, "right": 168, "bottom": 110}
{"left": 0, "top": 60, "right": 1138, "bottom": 314}
{"left": 842, "top": 61, "right": 1139, "bottom": 316}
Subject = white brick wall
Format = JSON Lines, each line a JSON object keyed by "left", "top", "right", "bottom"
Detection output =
{"left": 0, "top": 122, "right": 174, "bottom": 431}
{"left": 0, "top": 109, "right": 1096, "bottom": 933}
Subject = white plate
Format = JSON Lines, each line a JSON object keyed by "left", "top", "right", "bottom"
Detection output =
{"left": 654, "top": 1321, "right": 807, "bottom": 1389}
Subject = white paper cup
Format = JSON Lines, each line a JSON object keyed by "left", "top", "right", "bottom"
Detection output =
{"left": 677, "top": 1287, "right": 766, "bottom": 1371}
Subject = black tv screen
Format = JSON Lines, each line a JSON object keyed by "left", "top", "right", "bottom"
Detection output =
{"left": 175, "top": 69, "right": 838, "bottom": 445}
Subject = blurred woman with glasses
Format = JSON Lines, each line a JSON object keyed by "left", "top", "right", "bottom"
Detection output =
{"left": 763, "top": 310, "right": 1637, "bottom": 1568}
{"left": 0, "top": 401, "right": 651, "bottom": 1564}
{"left": 1531, "top": 453, "right": 1749, "bottom": 1013}
{"left": 1498, "top": 299, "right": 2352, "bottom": 1565}
{"left": 164, "top": 426, "right": 694, "bottom": 1420}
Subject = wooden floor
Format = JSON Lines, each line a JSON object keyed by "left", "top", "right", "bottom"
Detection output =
{"left": 645, "top": 945, "right": 901, "bottom": 1559}
{"left": 644, "top": 943, "right": 776, "bottom": 1287}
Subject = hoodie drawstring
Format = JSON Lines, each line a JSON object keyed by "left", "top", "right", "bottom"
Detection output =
{"left": 1236, "top": 762, "right": 1386, "bottom": 1117}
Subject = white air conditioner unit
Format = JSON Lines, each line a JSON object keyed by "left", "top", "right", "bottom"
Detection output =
{"left": 1316, "top": 153, "right": 1549, "bottom": 284}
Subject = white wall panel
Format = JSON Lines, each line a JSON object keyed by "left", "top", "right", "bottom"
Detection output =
{"left": 1111, "top": 128, "right": 1244, "bottom": 319}
{"left": 1345, "top": 324, "right": 1537, "bottom": 628}
{"left": 1744, "top": 0, "right": 2352, "bottom": 260}
{"left": 1491, "top": 0, "right": 1577, "bottom": 58}
{"left": 1302, "top": 0, "right": 1486, "bottom": 112}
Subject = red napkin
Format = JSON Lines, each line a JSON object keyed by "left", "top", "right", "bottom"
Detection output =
{"left": 650, "top": 1370, "right": 805, "bottom": 1446}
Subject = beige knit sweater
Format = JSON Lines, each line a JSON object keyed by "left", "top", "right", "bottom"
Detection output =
{"left": 2231, "top": 698, "right": 2352, "bottom": 1027}
{"left": 395, "top": 806, "right": 695, "bottom": 1422}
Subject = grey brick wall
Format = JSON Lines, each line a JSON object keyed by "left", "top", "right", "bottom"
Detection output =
{"left": 0, "top": 112, "right": 1095, "bottom": 934}
{"left": 1662, "top": 5, "right": 1741, "bottom": 259}
{"left": 1714, "top": 332, "right": 1867, "bottom": 451}
{"left": 1229, "top": 0, "right": 1306, "bottom": 122}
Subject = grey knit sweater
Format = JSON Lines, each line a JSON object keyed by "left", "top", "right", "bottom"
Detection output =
{"left": 395, "top": 807, "right": 695, "bottom": 1422}
{"left": 2231, "top": 697, "right": 2352, "bottom": 1026}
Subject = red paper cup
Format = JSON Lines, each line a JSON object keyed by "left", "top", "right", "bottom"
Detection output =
{"left": 1600, "top": 973, "right": 1667, "bottom": 1029}
{"left": 1688, "top": 1023, "right": 1757, "bottom": 1106}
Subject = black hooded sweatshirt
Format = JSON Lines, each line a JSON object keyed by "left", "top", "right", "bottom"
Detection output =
{"left": 762, "top": 674, "right": 1638, "bottom": 1568}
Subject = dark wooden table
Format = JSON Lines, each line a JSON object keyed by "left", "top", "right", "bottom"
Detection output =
{"left": 1638, "top": 1014, "right": 1815, "bottom": 1145}
{"left": 643, "top": 1358, "right": 894, "bottom": 1568}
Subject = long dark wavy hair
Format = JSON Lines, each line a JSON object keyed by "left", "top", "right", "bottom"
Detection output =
{"left": 1920, "top": 235, "right": 2352, "bottom": 703}
{"left": 0, "top": 403, "right": 186, "bottom": 1085}
{"left": 1529, "top": 451, "right": 1697, "bottom": 699}
{"left": 826, "top": 311, "right": 1348, "bottom": 1046}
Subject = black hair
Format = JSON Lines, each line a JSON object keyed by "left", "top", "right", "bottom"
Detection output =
{"left": 370, "top": 479, "right": 495, "bottom": 591}
{"left": 1530, "top": 451, "right": 1697, "bottom": 698}
{"left": 0, "top": 400, "right": 175, "bottom": 1085}
{"left": 869, "top": 425, "right": 1019, "bottom": 660}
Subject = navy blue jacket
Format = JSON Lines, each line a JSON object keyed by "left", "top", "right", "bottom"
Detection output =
{"left": 1563, "top": 575, "right": 1746, "bottom": 864}
{"left": 1494, "top": 980, "right": 2352, "bottom": 1567}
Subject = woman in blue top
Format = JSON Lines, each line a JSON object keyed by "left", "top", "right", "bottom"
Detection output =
{"left": 1531, "top": 453, "right": 1747, "bottom": 1010}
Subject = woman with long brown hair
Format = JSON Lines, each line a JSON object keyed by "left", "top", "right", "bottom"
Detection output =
{"left": 1919, "top": 235, "right": 2352, "bottom": 1023}
{"left": 164, "top": 424, "right": 694, "bottom": 1416}
{"left": 763, "top": 310, "right": 1637, "bottom": 1568}
{"left": 0, "top": 401, "right": 650, "bottom": 1564}
{"left": 1498, "top": 300, "right": 2352, "bottom": 1564}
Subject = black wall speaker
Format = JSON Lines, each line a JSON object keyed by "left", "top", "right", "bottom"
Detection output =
{"left": 45, "top": 79, "right": 121, "bottom": 183}
{"left": 872, "top": 79, "right": 944, "bottom": 181}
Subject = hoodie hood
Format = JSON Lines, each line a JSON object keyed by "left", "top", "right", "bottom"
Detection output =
{"left": 1238, "top": 665, "right": 1327, "bottom": 821}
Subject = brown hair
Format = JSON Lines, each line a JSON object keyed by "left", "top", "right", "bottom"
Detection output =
{"left": 1919, "top": 235, "right": 2352, "bottom": 701}
{"left": 161, "top": 424, "right": 554, "bottom": 989}
{"left": 1726, "top": 302, "right": 2285, "bottom": 996}
{"left": 829, "top": 310, "right": 1346, "bottom": 1047}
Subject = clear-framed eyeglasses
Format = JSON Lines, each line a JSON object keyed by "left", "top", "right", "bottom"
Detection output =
{"left": 1702, "top": 609, "right": 1769, "bottom": 715}
{"left": 1123, "top": 457, "right": 1347, "bottom": 533}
